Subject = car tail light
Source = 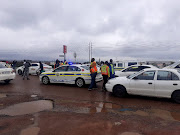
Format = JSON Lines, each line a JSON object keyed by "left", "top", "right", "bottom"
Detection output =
{"left": 82, "top": 69, "right": 84, "bottom": 71}
{"left": 11, "top": 70, "right": 15, "bottom": 73}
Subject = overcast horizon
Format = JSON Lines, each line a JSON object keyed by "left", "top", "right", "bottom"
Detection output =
{"left": 1, "top": 0, "right": 180, "bottom": 62}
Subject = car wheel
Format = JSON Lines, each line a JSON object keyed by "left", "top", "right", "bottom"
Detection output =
{"left": 18, "top": 70, "right": 22, "bottom": 75}
{"left": 75, "top": 78, "right": 84, "bottom": 88}
{"left": 113, "top": 85, "right": 127, "bottom": 97}
{"left": 42, "top": 76, "right": 49, "bottom": 85}
{"left": 4, "top": 80, "right": 10, "bottom": 84}
{"left": 172, "top": 90, "right": 180, "bottom": 103}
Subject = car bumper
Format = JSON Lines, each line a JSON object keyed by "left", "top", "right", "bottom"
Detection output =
{"left": 0, "top": 73, "right": 16, "bottom": 81}
{"left": 105, "top": 83, "right": 113, "bottom": 92}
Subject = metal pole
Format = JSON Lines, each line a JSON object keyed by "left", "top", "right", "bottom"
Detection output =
{"left": 91, "top": 42, "right": 92, "bottom": 60}
{"left": 89, "top": 42, "right": 90, "bottom": 62}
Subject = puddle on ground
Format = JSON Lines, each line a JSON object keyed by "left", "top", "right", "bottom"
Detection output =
{"left": 31, "top": 95, "right": 38, "bottom": 98}
{"left": 0, "top": 94, "right": 7, "bottom": 98}
{"left": 55, "top": 100, "right": 180, "bottom": 122}
{"left": 90, "top": 102, "right": 122, "bottom": 113}
{"left": 20, "top": 127, "right": 40, "bottom": 135}
{"left": 121, "top": 132, "right": 141, "bottom": 135}
{"left": 0, "top": 100, "right": 53, "bottom": 116}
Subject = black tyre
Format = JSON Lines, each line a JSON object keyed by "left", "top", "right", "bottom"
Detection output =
{"left": 42, "top": 76, "right": 49, "bottom": 85}
{"left": 4, "top": 80, "right": 10, "bottom": 84}
{"left": 172, "top": 90, "right": 180, "bottom": 103}
{"left": 75, "top": 78, "right": 85, "bottom": 88}
{"left": 18, "top": 70, "right": 22, "bottom": 75}
{"left": 113, "top": 85, "right": 127, "bottom": 97}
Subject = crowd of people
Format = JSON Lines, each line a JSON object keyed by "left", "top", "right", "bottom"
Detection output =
{"left": 3, "top": 58, "right": 115, "bottom": 90}
{"left": 88, "top": 58, "right": 115, "bottom": 91}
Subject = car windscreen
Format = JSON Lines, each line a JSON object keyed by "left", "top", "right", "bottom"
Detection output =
{"left": 127, "top": 70, "right": 144, "bottom": 79}
{"left": 81, "top": 66, "right": 89, "bottom": 70}
{"left": 0, "top": 64, "right": 7, "bottom": 68}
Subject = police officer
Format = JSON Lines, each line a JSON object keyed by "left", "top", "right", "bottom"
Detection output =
{"left": 109, "top": 59, "right": 115, "bottom": 79}
{"left": 101, "top": 61, "right": 110, "bottom": 91}
{"left": 23, "top": 60, "right": 31, "bottom": 80}
{"left": 88, "top": 58, "right": 98, "bottom": 91}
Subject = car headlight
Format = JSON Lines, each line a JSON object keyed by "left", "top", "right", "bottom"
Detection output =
{"left": 107, "top": 80, "right": 111, "bottom": 84}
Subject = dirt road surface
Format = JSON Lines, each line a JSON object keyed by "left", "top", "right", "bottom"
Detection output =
{"left": 0, "top": 75, "right": 180, "bottom": 135}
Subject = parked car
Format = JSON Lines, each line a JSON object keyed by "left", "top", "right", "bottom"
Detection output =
{"left": 115, "top": 65, "right": 158, "bottom": 77}
{"left": 163, "top": 61, "right": 180, "bottom": 70}
{"left": 0, "top": 63, "right": 16, "bottom": 83}
{"left": 39, "top": 64, "right": 103, "bottom": 87}
{"left": 17, "top": 63, "right": 52, "bottom": 75}
{"left": 106, "top": 68, "right": 180, "bottom": 103}
{"left": 114, "top": 60, "right": 147, "bottom": 71}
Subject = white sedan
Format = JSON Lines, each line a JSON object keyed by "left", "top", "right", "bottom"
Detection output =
{"left": 17, "top": 63, "right": 52, "bottom": 75}
{"left": 39, "top": 64, "right": 103, "bottom": 87}
{"left": 0, "top": 63, "right": 15, "bottom": 83}
{"left": 115, "top": 65, "right": 157, "bottom": 77}
{"left": 106, "top": 68, "right": 180, "bottom": 103}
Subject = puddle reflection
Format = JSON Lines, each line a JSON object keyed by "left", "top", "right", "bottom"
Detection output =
{"left": 0, "top": 100, "right": 53, "bottom": 116}
{"left": 0, "top": 94, "right": 7, "bottom": 98}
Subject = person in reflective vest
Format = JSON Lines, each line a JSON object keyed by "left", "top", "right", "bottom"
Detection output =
{"left": 88, "top": 58, "right": 98, "bottom": 91}
{"left": 101, "top": 61, "right": 110, "bottom": 91}
{"left": 109, "top": 59, "right": 115, "bottom": 79}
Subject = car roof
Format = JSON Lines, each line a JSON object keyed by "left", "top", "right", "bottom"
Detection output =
{"left": 143, "top": 68, "right": 179, "bottom": 72}
{"left": 126, "top": 64, "right": 158, "bottom": 68}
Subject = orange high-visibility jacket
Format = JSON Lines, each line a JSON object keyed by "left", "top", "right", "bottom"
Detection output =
{"left": 90, "top": 61, "right": 97, "bottom": 73}
{"left": 101, "top": 64, "right": 110, "bottom": 77}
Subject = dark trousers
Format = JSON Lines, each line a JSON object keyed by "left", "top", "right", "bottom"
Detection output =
{"left": 89, "top": 72, "right": 97, "bottom": 89}
{"left": 102, "top": 75, "right": 108, "bottom": 90}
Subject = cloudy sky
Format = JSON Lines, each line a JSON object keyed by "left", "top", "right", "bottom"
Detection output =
{"left": 0, "top": 0, "right": 180, "bottom": 62}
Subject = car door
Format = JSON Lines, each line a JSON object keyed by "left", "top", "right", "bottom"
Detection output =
{"left": 64, "top": 66, "right": 81, "bottom": 84}
{"left": 29, "top": 64, "right": 39, "bottom": 74}
{"left": 155, "top": 70, "right": 180, "bottom": 98}
{"left": 53, "top": 66, "right": 68, "bottom": 83}
{"left": 129, "top": 70, "right": 156, "bottom": 96}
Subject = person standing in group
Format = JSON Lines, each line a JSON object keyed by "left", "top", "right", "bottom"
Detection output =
{"left": 88, "top": 58, "right": 98, "bottom": 91}
{"left": 23, "top": 60, "right": 31, "bottom": 80}
{"left": 54, "top": 59, "right": 60, "bottom": 69}
{"left": 109, "top": 59, "right": 115, "bottom": 79}
{"left": 12, "top": 60, "right": 17, "bottom": 70}
{"left": 39, "top": 61, "right": 43, "bottom": 74}
{"left": 101, "top": 61, "right": 110, "bottom": 91}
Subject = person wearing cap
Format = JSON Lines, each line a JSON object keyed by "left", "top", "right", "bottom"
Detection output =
{"left": 109, "top": 59, "right": 115, "bottom": 79}
{"left": 101, "top": 61, "right": 110, "bottom": 91}
{"left": 88, "top": 58, "right": 98, "bottom": 91}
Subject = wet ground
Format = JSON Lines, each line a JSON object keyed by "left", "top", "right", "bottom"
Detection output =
{"left": 0, "top": 75, "right": 180, "bottom": 135}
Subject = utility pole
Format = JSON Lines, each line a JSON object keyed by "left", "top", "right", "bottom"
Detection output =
{"left": 91, "top": 42, "right": 92, "bottom": 60}
{"left": 89, "top": 42, "right": 90, "bottom": 63}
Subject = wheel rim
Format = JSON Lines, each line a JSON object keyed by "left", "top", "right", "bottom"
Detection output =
{"left": 18, "top": 70, "right": 22, "bottom": 75}
{"left": 174, "top": 92, "right": 180, "bottom": 103}
{"left": 43, "top": 77, "right": 49, "bottom": 84}
{"left": 76, "top": 79, "right": 83, "bottom": 87}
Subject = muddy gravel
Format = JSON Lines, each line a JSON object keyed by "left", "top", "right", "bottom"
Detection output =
{"left": 0, "top": 75, "right": 179, "bottom": 135}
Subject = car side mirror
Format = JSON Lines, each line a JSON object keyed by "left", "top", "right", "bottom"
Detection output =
{"left": 133, "top": 77, "right": 138, "bottom": 80}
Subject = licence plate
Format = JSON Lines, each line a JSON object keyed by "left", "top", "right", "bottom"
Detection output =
{"left": 2, "top": 71, "right": 11, "bottom": 74}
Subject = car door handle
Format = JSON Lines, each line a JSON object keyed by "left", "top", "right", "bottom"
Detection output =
{"left": 173, "top": 84, "right": 178, "bottom": 86}
{"left": 148, "top": 82, "right": 152, "bottom": 85}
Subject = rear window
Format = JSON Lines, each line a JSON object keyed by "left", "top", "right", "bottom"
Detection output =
{"left": 81, "top": 66, "right": 89, "bottom": 70}
{"left": 128, "top": 62, "right": 137, "bottom": 66}
{"left": 0, "top": 64, "right": 7, "bottom": 68}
